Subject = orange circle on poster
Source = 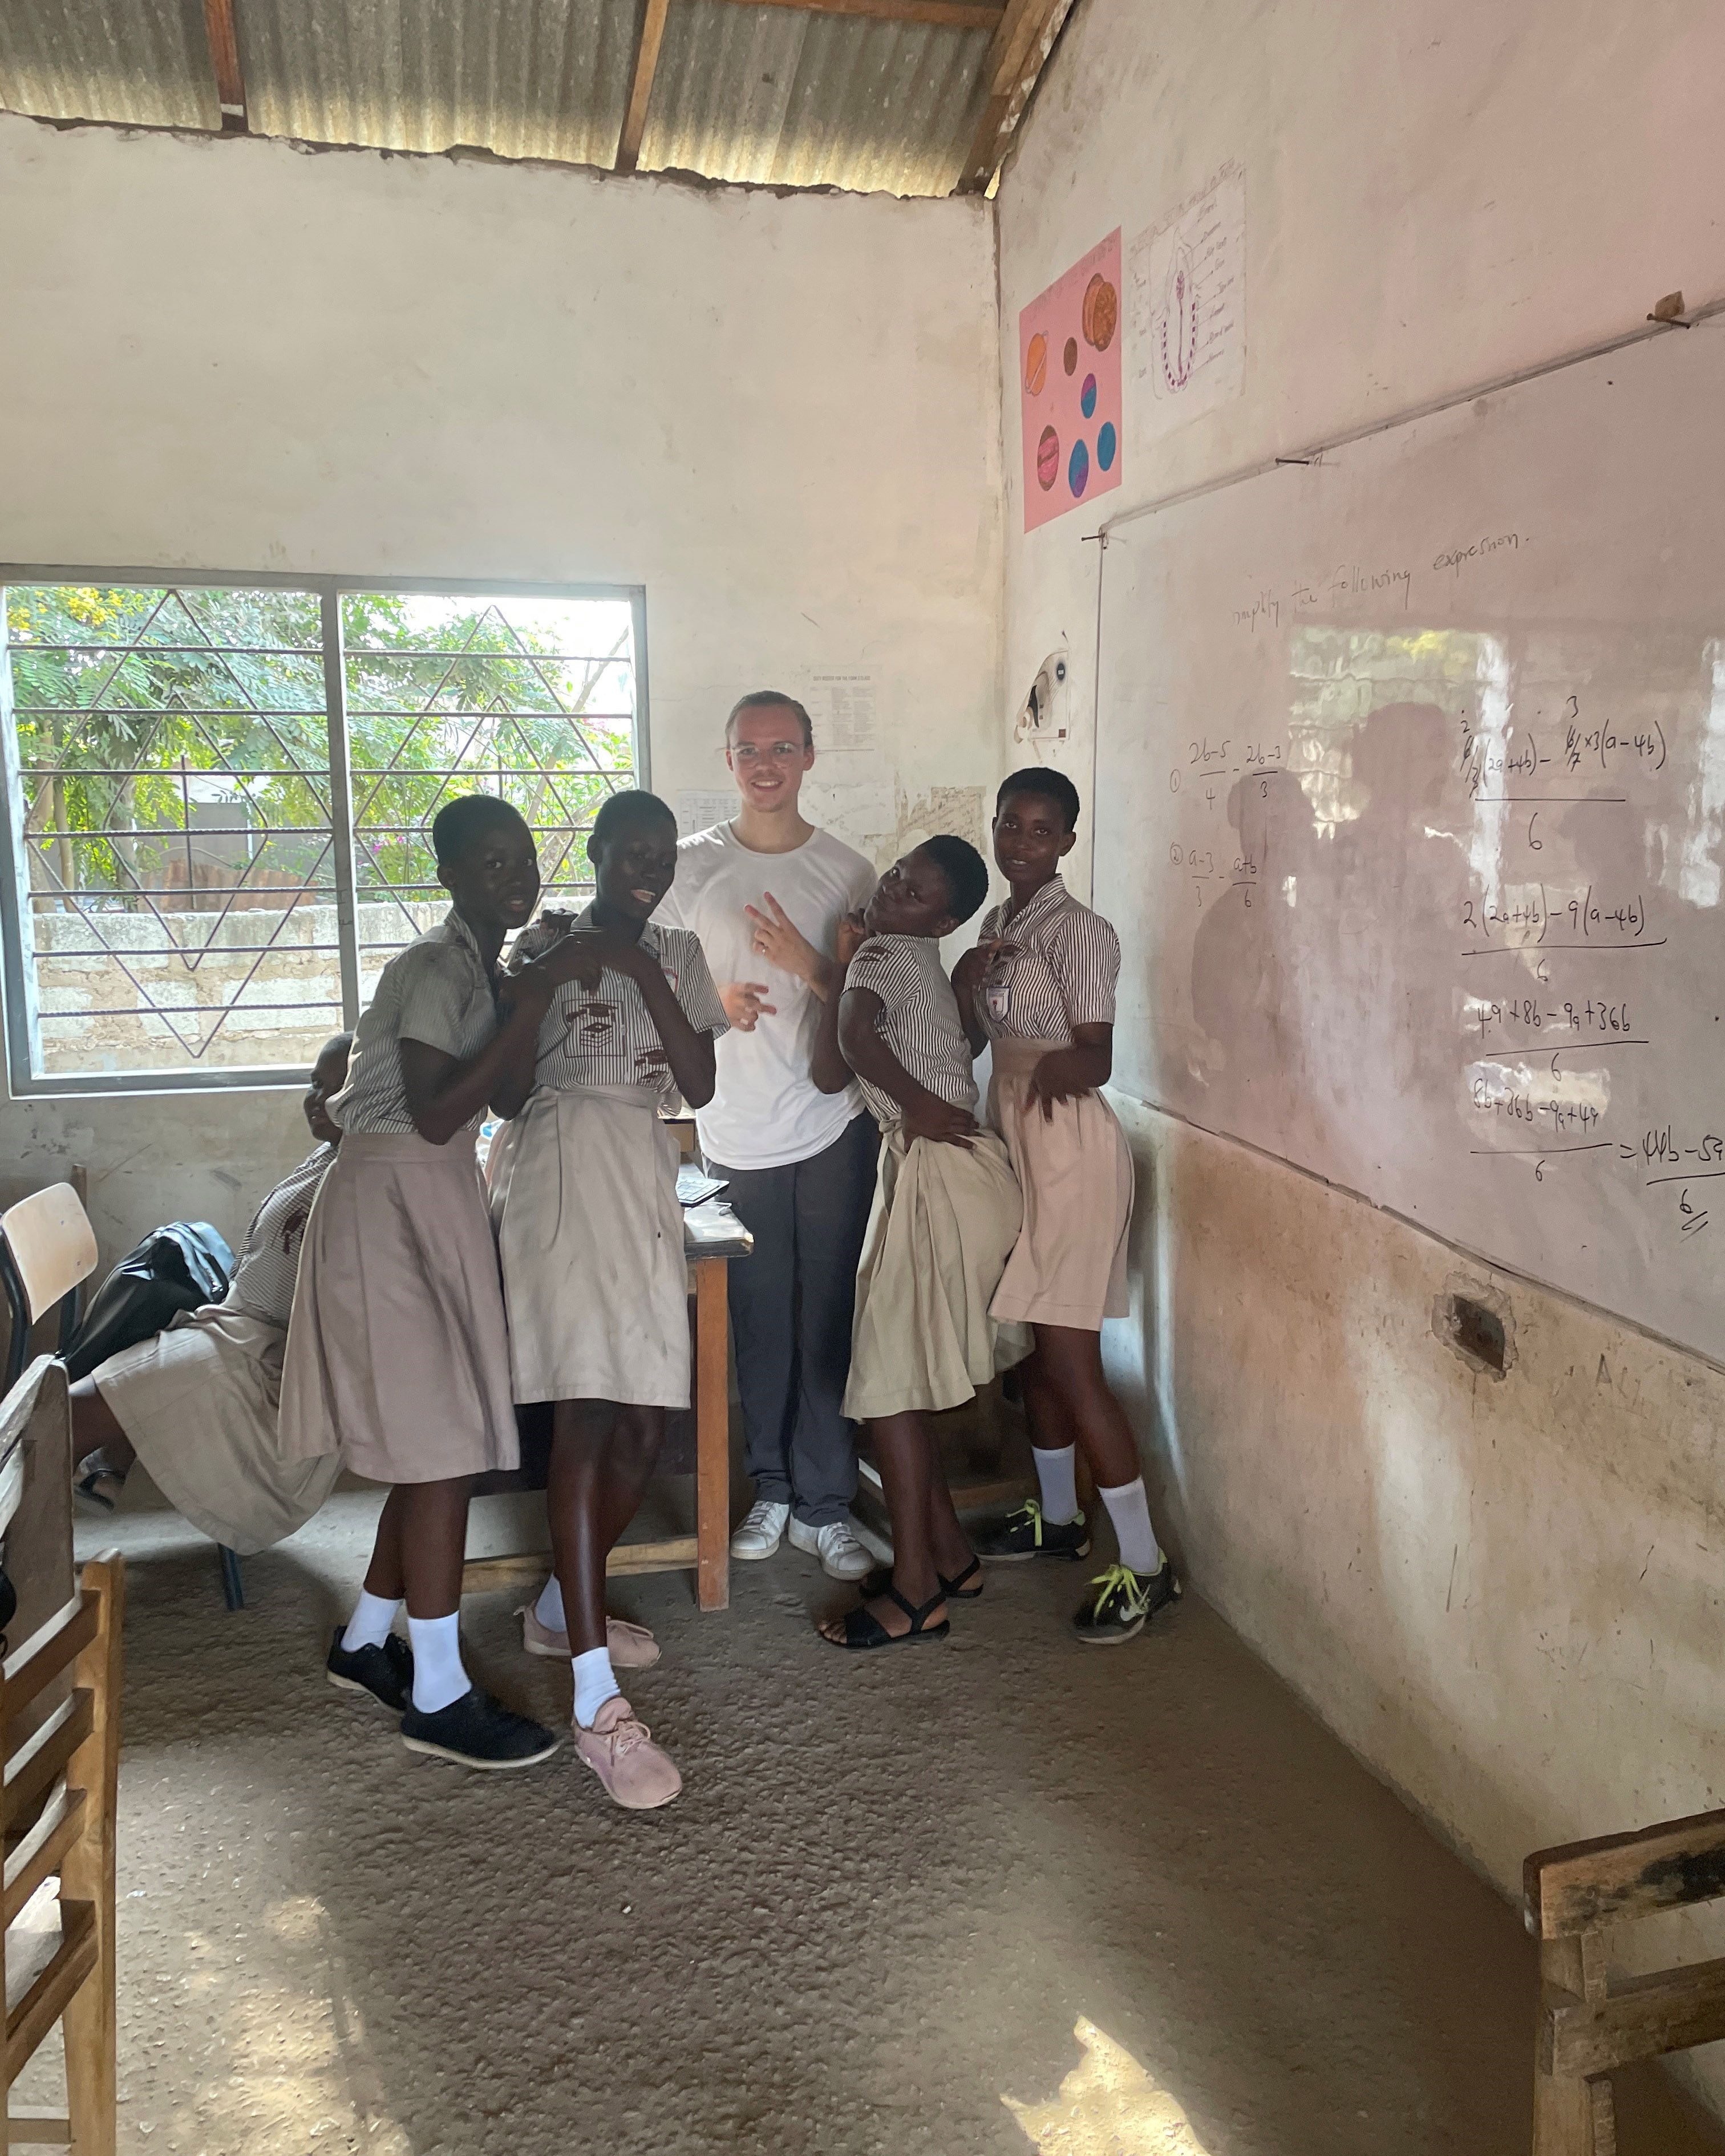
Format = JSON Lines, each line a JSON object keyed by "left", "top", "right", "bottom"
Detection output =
{"left": 1025, "top": 331, "right": 1048, "bottom": 396}
{"left": 1082, "top": 274, "right": 1119, "bottom": 351}
{"left": 1036, "top": 425, "right": 1059, "bottom": 490}
{"left": 1062, "top": 337, "right": 1078, "bottom": 375}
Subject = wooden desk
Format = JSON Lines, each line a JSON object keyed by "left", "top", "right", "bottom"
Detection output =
{"left": 459, "top": 1225, "right": 739, "bottom": 1615}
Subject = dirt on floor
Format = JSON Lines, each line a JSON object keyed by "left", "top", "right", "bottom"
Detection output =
{"left": 48, "top": 1475, "right": 1725, "bottom": 2156}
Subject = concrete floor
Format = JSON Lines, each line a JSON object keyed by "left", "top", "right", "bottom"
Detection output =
{"left": 60, "top": 1472, "right": 1725, "bottom": 2156}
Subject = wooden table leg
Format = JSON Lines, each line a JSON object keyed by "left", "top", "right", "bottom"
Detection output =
{"left": 695, "top": 1257, "right": 731, "bottom": 1611}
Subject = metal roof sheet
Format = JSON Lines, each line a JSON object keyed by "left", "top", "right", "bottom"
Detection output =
{"left": 0, "top": 0, "right": 219, "bottom": 132}
{"left": 0, "top": 0, "right": 1017, "bottom": 198}
{"left": 640, "top": 3, "right": 991, "bottom": 196}
{"left": 238, "top": 0, "right": 638, "bottom": 168}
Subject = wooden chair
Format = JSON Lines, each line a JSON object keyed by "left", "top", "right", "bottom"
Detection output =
{"left": 1526, "top": 1803, "right": 1725, "bottom": 2152}
{"left": 1, "top": 1557, "right": 123, "bottom": 2154}
{"left": 0, "top": 1355, "right": 122, "bottom": 2153}
{"left": 0, "top": 1193, "right": 98, "bottom": 1396}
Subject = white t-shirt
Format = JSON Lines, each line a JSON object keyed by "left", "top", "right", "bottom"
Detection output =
{"left": 656, "top": 821, "right": 877, "bottom": 1169}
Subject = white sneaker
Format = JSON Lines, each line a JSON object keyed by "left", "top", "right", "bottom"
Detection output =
{"left": 788, "top": 1515, "right": 874, "bottom": 1582}
{"left": 730, "top": 1500, "right": 790, "bottom": 1560}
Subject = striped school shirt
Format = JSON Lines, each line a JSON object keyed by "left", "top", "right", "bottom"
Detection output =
{"left": 973, "top": 876, "right": 1120, "bottom": 1045}
{"left": 331, "top": 910, "right": 500, "bottom": 1137}
{"left": 843, "top": 933, "right": 978, "bottom": 1129}
{"left": 224, "top": 1144, "right": 337, "bottom": 1328}
{"left": 512, "top": 905, "right": 728, "bottom": 1110}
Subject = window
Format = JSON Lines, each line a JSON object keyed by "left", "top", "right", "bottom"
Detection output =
{"left": 0, "top": 574, "right": 646, "bottom": 1093}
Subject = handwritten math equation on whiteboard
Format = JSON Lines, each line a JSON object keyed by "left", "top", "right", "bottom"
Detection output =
{"left": 1156, "top": 622, "right": 1720, "bottom": 1257}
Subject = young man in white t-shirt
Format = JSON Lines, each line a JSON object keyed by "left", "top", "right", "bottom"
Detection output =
{"left": 656, "top": 692, "right": 878, "bottom": 1579}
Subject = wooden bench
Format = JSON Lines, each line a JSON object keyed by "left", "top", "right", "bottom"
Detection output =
{"left": 1526, "top": 1803, "right": 1725, "bottom": 2152}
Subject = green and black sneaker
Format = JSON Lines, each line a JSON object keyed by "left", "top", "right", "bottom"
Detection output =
{"left": 1071, "top": 1561, "right": 1181, "bottom": 1646}
{"left": 975, "top": 1498, "right": 1091, "bottom": 1563}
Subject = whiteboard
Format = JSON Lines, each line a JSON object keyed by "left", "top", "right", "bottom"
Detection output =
{"left": 1094, "top": 317, "right": 1725, "bottom": 1363}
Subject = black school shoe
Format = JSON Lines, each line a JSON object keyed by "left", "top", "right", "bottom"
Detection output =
{"left": 1071, "top": 1562, "right": 1181, "bottom": 1646}
{"left": 975, "top": 1498, "right": 1091, "bottom": 1563}
{"left": 399, "top": 1688, "right": 561, "bottom": 1771}
{"left": 326, "top": 1627, "right": 414, "bottom": 1712}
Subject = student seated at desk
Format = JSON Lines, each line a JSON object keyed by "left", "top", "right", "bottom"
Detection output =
{"left": 489, "top": 789, "right": 726, "bottom": 1810}
{"left": 809, "top": 836, "right": 1030, "bottom": 1650}
{"left": 70, "top": 1033, "right": 353, "bottom": 1555}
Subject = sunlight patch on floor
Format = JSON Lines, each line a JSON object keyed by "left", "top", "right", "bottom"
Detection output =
{"left": 1005, "top": 2018, "right": 1213, "bottom": 2156}
{"left": 127, "top": 1900, "right": 413, "bottom": 2154}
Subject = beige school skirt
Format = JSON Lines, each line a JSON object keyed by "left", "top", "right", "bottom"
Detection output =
{"left": 94, "top": 1307, "right": 341, "bottom": 1555}
{"left": 842, "top": 1124, "right": 1032, "bottom": 1423}
{"left": 278, "top": 1131, "right": 519, "bottom": 1484}
{"left": 488, "top": 1085, "right": 690, "bottom": 1409}
{"left": 987, "top": 1038, "right": 1133, "bottom": 1330}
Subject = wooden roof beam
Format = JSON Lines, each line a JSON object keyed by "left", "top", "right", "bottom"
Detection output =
{"left": 201, "top": 0, "right": 248, "bottom": 132}
{"left": 954, "top": 0, "right": 1075, "bottom": 194}
{"left": 617, "top": 0, "right": 673, "bottom": 173}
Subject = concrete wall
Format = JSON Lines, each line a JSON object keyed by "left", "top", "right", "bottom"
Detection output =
{"left": 997, "top": 0, "right": 1725, "bottom": 2092}
{"left": 0, "top": 113, "right": 1002, "bottom": 1261}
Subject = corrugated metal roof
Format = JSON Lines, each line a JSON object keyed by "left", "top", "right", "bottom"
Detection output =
{"left": 0, "top": 0, "right": 219, "bottom": 132}
{"left": 641, "top": 3, "right": 990, "bottom": 196}
{"left": 0, "top": 0, "right": 1019, "bottom": 198}
{"left": 239, "top": 0, "right": 638, "bottom": 168}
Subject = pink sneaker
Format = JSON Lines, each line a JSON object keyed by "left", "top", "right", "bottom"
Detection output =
{"left": 516, "top": 1603, "right": 660, "bottom": 1668}
{"left": 573, "top": 1696, "right": 682, "bottom": 1810}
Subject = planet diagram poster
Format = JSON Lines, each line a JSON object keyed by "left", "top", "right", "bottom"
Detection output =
{"left": 1019, "top": 228, "right": 1123, "bottom": 533}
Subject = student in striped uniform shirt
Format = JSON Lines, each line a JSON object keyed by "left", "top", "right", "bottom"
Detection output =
{"left": 954, "top": 767, "right": 1179, "bottom": 1646}
{"left": 809, "top": 836, "right": 1030, "bottom": 1650}
{"left": 488, "top": 789, "right": 727, "bottom": 1810}
{"left": 71, "top": 1032, "right": 353, "bottom": 1549}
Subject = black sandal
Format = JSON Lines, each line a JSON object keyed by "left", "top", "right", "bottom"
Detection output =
{"left": 823, "top": 1581, "right": 950, "bottom": 1651}
{"left": 74, "top": 1469, "right": 123, "bottom": 1513}
{"left": 860, "top": 1556, "right": 983, "bottom": 1602}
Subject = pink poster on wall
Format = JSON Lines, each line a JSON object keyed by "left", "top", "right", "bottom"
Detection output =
{"left": 1019, "top": 229, "right": 1123, "bottom": 533}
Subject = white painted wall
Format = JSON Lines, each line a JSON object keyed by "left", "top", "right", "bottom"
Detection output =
{"left": 0, "top": 114, "right": 1002, "bottom": 1262}
{"left": 997, "top": 0, "right": 1725, "bottom": 2106}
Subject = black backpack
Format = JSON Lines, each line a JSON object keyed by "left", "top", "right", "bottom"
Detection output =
{"left": 62, "top": 1221, "right": 236, "bottom": 1383}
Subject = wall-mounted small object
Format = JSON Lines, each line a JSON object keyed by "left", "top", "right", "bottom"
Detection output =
{"left": 1435, "top": 1280, "right": 1515, "bottom": 1379}
{"left": 1648, "top": 290, "right": 1688, "bottom": 325}
{"left": 1015, "top": 651, "right": 1070, "bottom": 743}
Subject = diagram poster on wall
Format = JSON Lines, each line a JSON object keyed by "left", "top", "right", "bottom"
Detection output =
{"left": 1128, "top": 163, "right": 1245, "bottom": 445}
{"left": 1019, "top": 229, "right": 1123, "bottom": 533}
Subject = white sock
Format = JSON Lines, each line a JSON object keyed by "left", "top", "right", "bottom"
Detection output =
{"left": 1032, "top": 1445, "right": 1080, "bottom": 1525}
{"left": 342, "top": 1590, "right": 400, "bottom": 1655}
{"left": 534, "top": 1575, "right": 566, "bottom": 1631}
{"left": 1099, "top": 1477, "right": 1163, "bottom": 1577}
{"left": 407, "top": 1613, "right": 470, "bottom": 1715}
{"left": 572, "top": 1646, "right": 620, "bottom": 1729}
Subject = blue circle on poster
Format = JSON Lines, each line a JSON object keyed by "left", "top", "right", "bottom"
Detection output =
{"left": 1096, "top": 420, "right": 1117, "bottom": 472}
{"left": 1080, "top": 372, "right": 1098, "bottom": 419}
{"left": 1068, "top": 439, "right": 1090, "bottom": 496}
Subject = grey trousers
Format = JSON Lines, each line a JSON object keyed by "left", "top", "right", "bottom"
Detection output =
{"left": 704, "top": 1112, "right": 880, "bottom": 1527}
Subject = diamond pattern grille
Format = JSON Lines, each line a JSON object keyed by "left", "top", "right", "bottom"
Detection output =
{"left": 343, "top": 594, "right": 637, "bottom": 993}
{"left": 1, "top": 582, "right": 640, "bottom": 1081}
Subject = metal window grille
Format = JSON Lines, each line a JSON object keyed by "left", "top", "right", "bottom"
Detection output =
{"left": 0, "top": 572, "right": 648, "bottom": 1096}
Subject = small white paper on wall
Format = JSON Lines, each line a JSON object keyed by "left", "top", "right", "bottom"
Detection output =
{"left": 1128, "top": 163, "right": 1246, "bottom": 446}
{"left": 675, "top": 789, "right": 738, "bottom": 837}
{"left": 805, "top": 671, "right": 878, "bottom": 753}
